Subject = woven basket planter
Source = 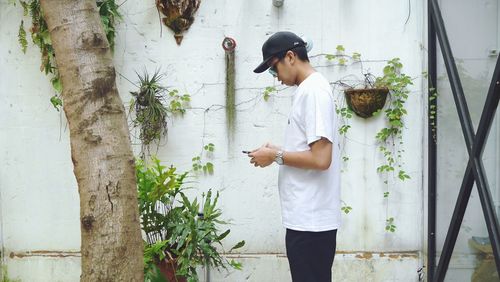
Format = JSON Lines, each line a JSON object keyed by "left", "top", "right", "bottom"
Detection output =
{"left": 344, "top": 87, "right": 389, "bottom": 118}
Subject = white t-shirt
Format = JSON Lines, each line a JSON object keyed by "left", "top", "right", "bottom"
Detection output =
{"left": 278, "top": 72, "right": 341, "bottom": 232}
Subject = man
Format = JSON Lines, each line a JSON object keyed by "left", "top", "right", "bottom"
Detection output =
{"left": 248, "top": 31, "right": 341, "bottom": 282}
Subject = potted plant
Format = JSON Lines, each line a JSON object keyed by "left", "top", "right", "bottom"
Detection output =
{"left": 137, "top": 157, "right": 245, "bottom": 282}
{"left": 343, "top": 73, "right": 390, "bottom": 118}
{"left": 337, "top": 58, "right": 412, "bottom": 121}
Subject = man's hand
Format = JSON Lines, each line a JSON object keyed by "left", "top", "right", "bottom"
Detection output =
{"left": 248, "top": 144, "right": 277, "bottom": 168}
{"left": 247, "top": 138, "right": 332, "bottom": 170}
{"left": 264, "top": 142, "right": 281, "bottom": 151}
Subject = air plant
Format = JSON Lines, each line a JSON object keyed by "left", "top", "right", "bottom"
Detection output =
{"left": 130, "top": 70, "right": 169, "bottom": 150}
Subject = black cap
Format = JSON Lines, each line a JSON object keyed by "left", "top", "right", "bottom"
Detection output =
{"left": 253, "top": 31, "right": 306, "bottom": 73}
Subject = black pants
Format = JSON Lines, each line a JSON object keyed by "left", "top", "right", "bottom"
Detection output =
{"left": 285, "top": 228, "right": 337, "bottom": 282}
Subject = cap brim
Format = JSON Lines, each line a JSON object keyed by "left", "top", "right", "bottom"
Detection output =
{"left": 253, "top": 57, "right": 272, "bottom": 73}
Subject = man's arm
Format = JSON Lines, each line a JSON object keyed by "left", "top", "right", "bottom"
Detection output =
{"left": 249, "top": 138, "right": 332, "bottom": 170}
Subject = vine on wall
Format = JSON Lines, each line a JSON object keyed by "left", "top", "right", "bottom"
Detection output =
{"left": 332, "top": 50, "right": 414, "bottom": 232}
{"left": 16, "top": 0, "right": 121, "bottom": 110}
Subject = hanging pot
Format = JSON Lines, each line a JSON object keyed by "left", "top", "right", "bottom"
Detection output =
{"left": 156, "top": 0, "right": 201, "bottom": 45}
{"left": 344, "top": 87, "right": 389, "bottom": 118}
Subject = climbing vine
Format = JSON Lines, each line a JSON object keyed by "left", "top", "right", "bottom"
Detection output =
{"left": 16, "top": 0, "right": 122, "bottom": 111}
{"left": 192, "top": 143, "right": 215, "bottom": 174}
{"left": 373, "top": 58, "right": 413, "bottom": 184}
{"left": 335, "top": 52, "right": 413, "bottom": 232}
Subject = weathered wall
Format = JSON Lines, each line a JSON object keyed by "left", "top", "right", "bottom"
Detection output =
{"left": 0, "top": 0, "right": 426, "bottom": 281}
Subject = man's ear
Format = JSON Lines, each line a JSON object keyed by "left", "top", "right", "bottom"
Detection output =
{"left": 286, "top": 50, "right": 296, "bottom": 64}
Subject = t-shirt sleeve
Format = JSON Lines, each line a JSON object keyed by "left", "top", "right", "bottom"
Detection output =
{"left": 303, "top": 87, "right": 335, "bottom": 145}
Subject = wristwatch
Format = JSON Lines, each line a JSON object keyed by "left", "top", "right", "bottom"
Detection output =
{"left": 274, "top": 150, "right": 284, "bottom": 165}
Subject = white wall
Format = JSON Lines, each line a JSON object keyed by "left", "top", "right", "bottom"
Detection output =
{"left": 0, "top": 0, "right": 426, "bottom": 281}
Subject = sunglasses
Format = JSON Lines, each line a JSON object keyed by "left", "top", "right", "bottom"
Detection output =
{"left": 267, "top": 46, "right": 302, "bottom": 77}
{"left": 269, "top": 63, "right": 279, "bottom": 77}
{"left": 268, "top": 52, "right": 286, "bottom": 77}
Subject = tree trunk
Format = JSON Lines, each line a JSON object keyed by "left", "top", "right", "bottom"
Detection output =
{"left": 39, "top": 1, "right": 143, "bottom": 281}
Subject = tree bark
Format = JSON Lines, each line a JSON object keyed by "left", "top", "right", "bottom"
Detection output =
{"left": 39, "top": 1, "right": 143, "bottom": 281}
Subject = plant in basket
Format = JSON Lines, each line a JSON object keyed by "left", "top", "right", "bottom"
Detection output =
{"left": 342, "top": 72, "right": 390, "bottom": 118}
{"left": 333, "top": 57, "right": 414, "bottom": 232}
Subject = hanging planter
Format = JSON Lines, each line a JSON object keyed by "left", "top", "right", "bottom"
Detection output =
{"left": 344, "top": 87, "right": 389, "bottom": 118}
{"left": 156, "top": 0, "right": 201, "bottom": 45}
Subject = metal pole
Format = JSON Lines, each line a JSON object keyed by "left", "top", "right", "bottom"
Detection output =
{"left": 427, "top": 0, "right": 437, "bottom": 279}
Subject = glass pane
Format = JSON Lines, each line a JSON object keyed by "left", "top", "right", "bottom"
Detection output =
{"left": 435, "top": 61, "right": 471, "bottom": 278}
{"left": 435, "top": 61, "right": 469, "bottom": 252}
{"left": 442, "top": 187, "right": 499, "bottom": 282}
{"left": 439, "top": 0, "right": 498, "bottom": 130}
{"left": 482, "top": 104, "right": 500, "bottom": 234}
{"left": 435, "top": 0, "right": 500, "bottom": 280}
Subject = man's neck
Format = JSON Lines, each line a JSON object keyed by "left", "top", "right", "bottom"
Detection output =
{"left": 295, "top": 64, "right": 316, "bottom": 85}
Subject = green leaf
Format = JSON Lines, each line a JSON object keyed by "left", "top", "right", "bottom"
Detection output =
{"left": 372, "top": 109, "right": 382, "bottom": 117}
{"left": 390, "top": 119, "right": 403, "bottom": 127}
{"left": 230, "top": 240, "right": 245, "bottom": 252}
{"left": 339, "top": 125, "right": 351, "bottom": 135}
{"left": 40, "top": 30, "right": 52, "bottom": 45}
{"left": 336, "top": 45, "right": 345, "bottom": 53}
{"left": 205, "top": 162, "right": 214, "bottom": 174}
{"left": 100, "top": 15, "right": 110, "bottom": 28}
{"left": 341, "top": 206, "right": 352, "bottom": 214}
{"left": 265, "top": 86, "right": 275, "bottom": 93}
{"left": 229, "top": 259, "right": 243, "bottom": 270}
{"left": 325, "top": 54, "right": 336, "bottom": 61}
{"left": 263, "top": 92, "right": 270, "bottom": 102}
{"left": 18, "top": 21, "right": 28, "bottom": 53}
{"left": 217, "top": 229, "right": 230, "bottom": 241}
{"left": 20, "top": 1, "right": 29, "bottom": 15}
{"left": 181, "top": 94, "right": 191, "bottom": 102}
{"left": 207, "top": 143, "right": 215, "bottom": 152}
{"left": 263, "top": 86, "right": 276, "bottom": 101}
{"left": 50, "top": 95, "right": 62, "bottom": 111}
{"left": 51, "top": 76, "right": 62, "bottom": 93}
{"left": 398, "top": 170, "right": 411, "bottom": 180}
